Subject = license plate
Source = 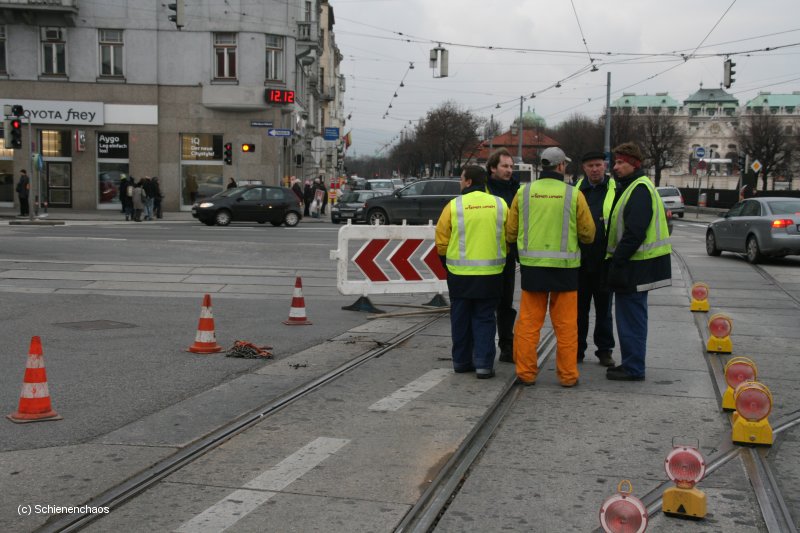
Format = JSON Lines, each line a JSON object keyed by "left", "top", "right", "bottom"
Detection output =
{"left": 342, "top": 213, "right": 354, "bottom": 218}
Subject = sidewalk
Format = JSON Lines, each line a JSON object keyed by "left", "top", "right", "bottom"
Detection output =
{"left": 0, "top": 207, "right": 333, "bottom": 223}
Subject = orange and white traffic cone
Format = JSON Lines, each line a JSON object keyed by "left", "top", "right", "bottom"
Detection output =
{"left": 7, "top": 336, "right": 63, "bottom": 423}
{"left": 283, "top": 276, "right": 312, "bottom": 325}
{"left": 187, "top": 294, "right": 223, "bottom": 353}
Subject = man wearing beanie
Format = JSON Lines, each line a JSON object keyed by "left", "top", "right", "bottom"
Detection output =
{"left": 605, "top": 142, "right": 672, "bottom": 381}
{"left": 575, "top": 151, "right": 616, "bottom": 367}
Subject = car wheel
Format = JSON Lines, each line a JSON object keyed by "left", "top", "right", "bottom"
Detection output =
{"left": 705, "top": 231, "right": 721, "bottom": 256}
{"left": 368, "top": 209, "right": 389, "bottom": 225}
{"left": 215, "top": 210, "right": 231, "bottom": 226}
{"left": 678, "top": 212, "right": 684, "bottom": 218}
{"left": 746, "top": 235, "right": 763, "bottom": 264}
{"left": 270, "top": 221, "right": 282, "bottom": 227}
{"left": 284, "top": 211, "right": 300, "bottom": 227}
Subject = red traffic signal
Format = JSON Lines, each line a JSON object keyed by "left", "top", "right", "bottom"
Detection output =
{"left": 223, "top": 142, "right": 232, "bottom": 165}
{"left": 9, "top": 119, "right": 22, "bottom": 149}
{"left": 241, "top": 143, "right": 255, "bottom": 153}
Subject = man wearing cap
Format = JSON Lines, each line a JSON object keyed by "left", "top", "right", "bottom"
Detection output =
{"left": 575, "top": 151, "right": 616, "bottom": 367}
{"left": 605, "top": 142, "right": 672, "bottom": 381}
{"left": 485, "top": 148, "right": 520, "bottom": 363}
{"left": 507, "top": 147, "right": 595, "bottom": 387}
{"left": 436, "top": 165, "right": 508, "bottom": 379}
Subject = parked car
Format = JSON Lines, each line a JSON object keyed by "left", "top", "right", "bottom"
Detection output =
{"left": 657, "top": 186, "right": 685, "bottom": 218}
{"left": 391, "top": 178, "right": 404, "bottom": 190}
{"left": 331, "top": 190, "right": 380, "bottom": 224}
{"left": 364, "top": 178, "right": 461, "bottom": 225}
{"left": 366, "top": 179, "right": 395, "bottom": 196}
{"left": 705, "top": 197, "right": 800, "bottom": 263}
{"left": 191, "top": 185, "right": 302, "bottom": 227}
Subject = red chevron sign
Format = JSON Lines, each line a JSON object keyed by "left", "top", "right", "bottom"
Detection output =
{"left": 352, "top": 239, "right": 446, "bottom": 282}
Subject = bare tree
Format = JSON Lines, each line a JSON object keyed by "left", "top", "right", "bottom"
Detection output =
{"left": 634, "top": 112, "right": 687, "bottom": 186}
{"left": 737, "top": 111, "right": 795, "bottom": 191}
{"left": 604, "top": 110, "right": 637, "bottom": 151}
{"left": 548, "top": 113, "right": 604, "bottom": 176}
{"left": 416, "top": 101, "right": 481, "bottom": 175}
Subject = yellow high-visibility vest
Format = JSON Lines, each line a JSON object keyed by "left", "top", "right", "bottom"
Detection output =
{"left": 606, "top": 176, "right": 672, "bottom": 260}
{"left": 446, "top": 191, "right": 507, "bottom": 275}
{"left": 575, "top": 176, "right": 616, "bottom": 224}
{"left": 516, "top": 179, "right": 580, "bottom": 269}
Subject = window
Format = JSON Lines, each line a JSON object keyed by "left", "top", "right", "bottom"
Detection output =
{"left": 0, "top": 26, "right": 6, "bottom": 74}
{"left": 740, "top": 201, "right": 761, "bottom": 217}
{"left": 214, "top": 33, "right": 236, "bottom": 79}
{"left": 305, "top": 1, "right": 312, "bottom": 21}
{"left": 41, "top": 27, "right": 66, "bottom": 75}
{"left": 265, "top": 34, "right": 283, "bottom": 81}
{"left": 99, "top": 29, "right": 123, "bottom": 77}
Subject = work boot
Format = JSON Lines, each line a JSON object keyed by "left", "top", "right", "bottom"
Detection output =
{"left": 597, "top": 351, "right": 615, "bottom": 367}
{"left": 498, "top": 342, "right": 514, "bottom": 363}
{"left": 606, "top": 366, "right": 645, "bottom": 381}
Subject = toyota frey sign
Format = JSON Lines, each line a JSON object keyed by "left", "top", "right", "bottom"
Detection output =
{"left": 0, "top": 99, "right": 104, "bottom": 125}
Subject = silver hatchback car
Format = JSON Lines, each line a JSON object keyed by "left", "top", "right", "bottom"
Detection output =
{"left": 657, "top": 186, "right": 685, "bottom": 218}
{"left": 706, "top": 197, "right": 800, "bottom": 263}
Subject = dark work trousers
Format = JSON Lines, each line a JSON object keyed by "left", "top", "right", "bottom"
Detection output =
{"left": 614, "top": 291, "right": 648, "bottom": 377}
{"left": 577, "top": 269, "right": 615, "bottom": 359}
{"left": 496, "top": 256, "right": 517, "bottom": 351}
{"left": 450, "top": 297, "right": 500, "bottom": 372}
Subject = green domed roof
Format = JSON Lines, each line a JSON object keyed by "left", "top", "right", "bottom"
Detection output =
{"left": 514, "top": 106, "right": 546, "bottom": 129}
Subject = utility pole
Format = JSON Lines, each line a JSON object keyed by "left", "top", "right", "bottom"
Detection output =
{"left": 604, "top": 72, "right": 612, "bottom": 165}
{"left": 489, "top": 114, "right": 494, "bottom": 150}
{"left": 517, "top": 96, "right": 523, "bottom": 162}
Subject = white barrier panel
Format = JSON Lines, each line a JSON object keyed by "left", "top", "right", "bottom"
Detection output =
{"left": 329, "top": 221, "right": 448, "bottom": 296}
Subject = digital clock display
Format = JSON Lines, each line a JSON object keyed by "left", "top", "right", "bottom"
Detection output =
{"left": 266, "top": 89, "right": 295, "bottom": 104}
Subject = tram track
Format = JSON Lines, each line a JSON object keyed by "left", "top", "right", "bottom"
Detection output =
{"left": 37, "top": 312, "right": 451, "bottom": 533}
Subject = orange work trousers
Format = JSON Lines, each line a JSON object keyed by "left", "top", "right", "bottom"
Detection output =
{"left": 513, "top": 290, "right": 579, "bottom": 386}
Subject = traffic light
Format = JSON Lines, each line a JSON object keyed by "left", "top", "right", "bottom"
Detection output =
{"left": 9, "top": 118, "right": 22, "bottom": 149}
{"left": 295, "top": 154, "right": 303, "bottom": 167}
{"left": 223, "top": 142, "right": 232, "bottom": 165}
{"left": 241, "top": 143, "right": 255, "bottom": 153}
{"left": 11, "top": 105, "right": 24, "bottom": 117}
{"left": 738, "top": 153, "right": 746, "bottom": 172}
{"left": 723, "top": 59, "right": 736, "bottom": 89}
{"left": 167, "top": 1, "right": 184, "bottom": 29}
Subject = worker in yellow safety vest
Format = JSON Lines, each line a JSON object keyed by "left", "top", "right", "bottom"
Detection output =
{"left": 506, "top": 147, "right": 596, "bottom": 387}
{"left": 435, "top": 165, "right": 508, "bottom": 379}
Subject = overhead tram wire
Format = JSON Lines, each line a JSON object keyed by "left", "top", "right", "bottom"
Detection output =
{"left": 570, "top": 0, "right": 596, "bottom": 70}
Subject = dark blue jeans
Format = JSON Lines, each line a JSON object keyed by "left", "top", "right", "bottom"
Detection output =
{"left": 578, "top": 269, "right": 615, "bottom": 358}
{"left": 450, "top": 297, "right": 499, "bottom": 372}
{"left": 614, "top": 291, "right": 648, "bottom": 377}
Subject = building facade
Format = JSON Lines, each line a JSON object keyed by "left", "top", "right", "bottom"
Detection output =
{"left": 0, "top": 0, "right": 345, "bottom": 211}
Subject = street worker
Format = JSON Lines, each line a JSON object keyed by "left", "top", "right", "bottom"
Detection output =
{"left": 605, "top": 142, "right": 672, "bottom": 381}
{"left": 436, "top": 164, "right": 508, "bottom": 379}
{"left": 575, "top": 151, "right": 616, "bottom": 367}
{"left": 507, "top": 147, "right": 595, "bottom": 387}
{"left": 485, "top": 148, "right": 520, "bottom": 363}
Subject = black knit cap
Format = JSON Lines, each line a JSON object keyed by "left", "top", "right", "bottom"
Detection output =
{"left": 582, "top": 151, "right": 605, "bottom": 162}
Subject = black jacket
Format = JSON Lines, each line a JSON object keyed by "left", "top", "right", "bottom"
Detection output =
{"left": 486, "top": 175, "right": 520, "bottom": 264}
{"left": 578, "top": 175, "right": 613, "bottom": 273}
{"left": 606, "top": 170, "right": 672, "bottom": 293}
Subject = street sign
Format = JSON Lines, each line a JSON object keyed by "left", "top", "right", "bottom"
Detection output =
{"left": 695, "top": 147, "right": 706, "bottom": 159}
{"left": 751, "top": 160, "right": 762, "bottom": 173}
{"left": 323, "top": 127, "right": 340, "bottom": 141}
{"left": 267, "top": 128, "right": 292, "bottom": 137}
{"left": 351, "top": 238, "right": 445, "bottom": 282}
{"left": 250, "top": 120, "right": 273, "bottom": 128}
{"left": 697, "top": 160, "right": 707, "bottom": 170}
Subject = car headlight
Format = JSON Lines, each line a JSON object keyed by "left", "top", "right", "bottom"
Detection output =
{"left": 332, "top": 206, "right": 339, "bottom": 212}
{"left": 199, "top": 202, "right": 214, "bottom": 208}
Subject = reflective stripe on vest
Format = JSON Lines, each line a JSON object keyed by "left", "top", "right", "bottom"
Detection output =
{"left": 606, "top": 176, "right": 672, "bottom": 260}
{"left": 517, "top": 180, "right": 580, "bottom": 267}
{"left": 446, "top": 192, "right": 507, "bottom": 274}
{"left": 576, "top": 176, "right": 616, "bottom": 223}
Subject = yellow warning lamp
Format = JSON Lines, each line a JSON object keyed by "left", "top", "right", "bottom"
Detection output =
{"left": 689, "top": 282, "right": 710, "bottom": 312}
{"left": 706, "top": 313, "right": 733, "bottom": 353}
{"left": 599, "top": 480, "right": 648, "bottom": 533}
{"left": 722, "top": 357, "right": 757, "bottom": 411}
{"left": 732, "top": 381, "right": 773, "bottom": 446}
{"left": 662, "top": 444, "right": 707, "bottom": 519}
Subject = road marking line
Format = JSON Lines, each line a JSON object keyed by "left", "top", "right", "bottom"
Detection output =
{"left": 87, "top": 237, "right": 126, "bottom": 241}
{"left": 174, "top": 437, "right": 349, "bottom": 533}
{"left": 368, "top": 368, "right": 452, "bottom": 412}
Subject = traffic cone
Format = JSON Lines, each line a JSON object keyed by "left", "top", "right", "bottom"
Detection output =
{"left": 283, "top": 276, "right": 312, "bottom": 325}
{"left": 187, "top": 294, "right": 223, "bottom": 353}
{"left": 7, "top": 336, "right": 63, "bottom": 423}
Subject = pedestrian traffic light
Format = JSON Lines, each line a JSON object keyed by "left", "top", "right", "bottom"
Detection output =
{"left": 167, "top": 0, "right": 184, "bottom": 29}
{"left": 241, "top": 143, "right": 255, "bottom": 153}
{"left": 723, "top": 59, "right": 736, "bottom": 89}
{"left": 738, "top": 153, "right": 746, "bottom": 172}
{"left": 223, "top": 142, "right": 232, "bottom": 165}
{"left": 9, "top": 118, "right": 22, "bottom": 149}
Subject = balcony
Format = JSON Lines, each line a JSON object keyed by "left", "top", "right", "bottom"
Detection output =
{"left": 297, "top": 21, "right": 321, "bottom": 50}
{"left": 0, "top": 0, "right": 78, "bottom": 25}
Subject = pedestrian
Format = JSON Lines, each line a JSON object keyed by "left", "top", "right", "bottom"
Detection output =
{"left": 605, "top": 142, "right": 672, "bottom": 381}
{"left": 291, "top": 177, "right": 304, "bottom": 204}
{"left": 303, "top": 180, "right": 313, "bottom": 216}
{"left": 315, "top": 175, "right": 329, "bottom": 215}
{"left": 142, "top": 176, "right": 156, "bottom": 220}
{"left": 120, "top": 175, "right": 134, "bottom": 221}
{"left": 485, "top": 148, "right": 519, "bottom": 363}
{"left": 227, "top": 177, "right": 237, "bottom": 190}
{"left": 152, "top": 176, "right": 164, "bottom": 219}
{"left": 435, "top": 165, "right": 508, "bottom": 379}
{"left": 507, "top": 147, "right": 596, "bottom": 387}
{"left": 575, "top": 151, "right": 617, "bottom": 367}
{"left": 131, "top": 177, "right": 146, "bottom": 222}
{"left": 16, "top": 169, "right": 30, "bottom": 216}
{"left": 739, "top": 183, "right": 755, "bottom": 201}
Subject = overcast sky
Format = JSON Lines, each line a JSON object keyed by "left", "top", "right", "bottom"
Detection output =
{"left": 332, "top": 0, "right": 800, "bottom": 156}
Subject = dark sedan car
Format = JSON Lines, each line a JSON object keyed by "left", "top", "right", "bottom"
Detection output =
{"left": 191, "top": 185, "right": 302, "bottom": 227}
{"left": 706, "top": 197, "right": 800, "bottom": 263}
{"left": 331, "top": 190, "right": 380, "bottom": 224}
{"left": 364, "top": 178, "right": 461, "bottom": 225}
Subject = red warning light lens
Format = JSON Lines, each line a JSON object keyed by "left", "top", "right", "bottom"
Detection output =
{"left": 725, "top": 362, "right": 756, "bottom": 389}
{"left": 604, "top": 500, "right": 644, "bottom": 533}
{"left": 735, "top": 384, "right": 772, "bottom": 421}
{"left": 709, "top": 316, "right": 731, "bottom": 338}
{"left": 665, "top": 448, "right": 705, "bottom": 488}
{"left": 691, "top": 284, "right": 708, "bottom": 300}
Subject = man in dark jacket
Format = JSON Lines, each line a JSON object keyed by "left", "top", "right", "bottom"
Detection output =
{"left": 605, "top": 142, "right": 672, "bottom": 381}
{"left": 485, "top": 148, "right": 519, "bottom": 363}
{"left": 576, "top": 151, "right": 616, "bottom": 367}
{"left": 17, "top": 169, "right": 30, "bottom": 216}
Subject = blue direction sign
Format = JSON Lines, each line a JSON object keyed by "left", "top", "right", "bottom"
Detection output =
{"left": 323, "top": 127, "right": 340, "bottom": 141}
{"left": 695, "top": 146, "right": 706, "bottom": 159}
{"left": 250, "top": 120, "right": 273, "bottom": 128}
{"left": 267, "top": 128, "right": 293, "bottom": 137}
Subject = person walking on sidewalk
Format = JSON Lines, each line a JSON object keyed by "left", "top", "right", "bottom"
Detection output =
{"left": 227, "top": 177, "right": 237, "bottom": 190}
{"left": 575, "top": 151, "right": 616, "bottom": 367}
{"left": 131, "top": 177, "right": 146, "bottom": 222}
{"left": 605, "top": 142, "right": 672, "bottom": 381}
{"left": 152, "top": 176, "right": 164, "bottom": 219}
{"left": 436, "top": 165, "right": 508, "bottom": 379}
{"left": 303, "top": 180, "right": 313, "bottom": 217}
{"left": 507, "top": 147, "right": 596, "bottom": 387}
{"left": 142, "top": 176, "right": 156, "bottom": 220}
{"left": 485, "top": 148, "right": 519, "bottom": 363}
{"left": 120, "top": 175, "right": 133, "bottom": 221}
{"left": 16, "top": 169, "right": 30, "bottom": 216}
